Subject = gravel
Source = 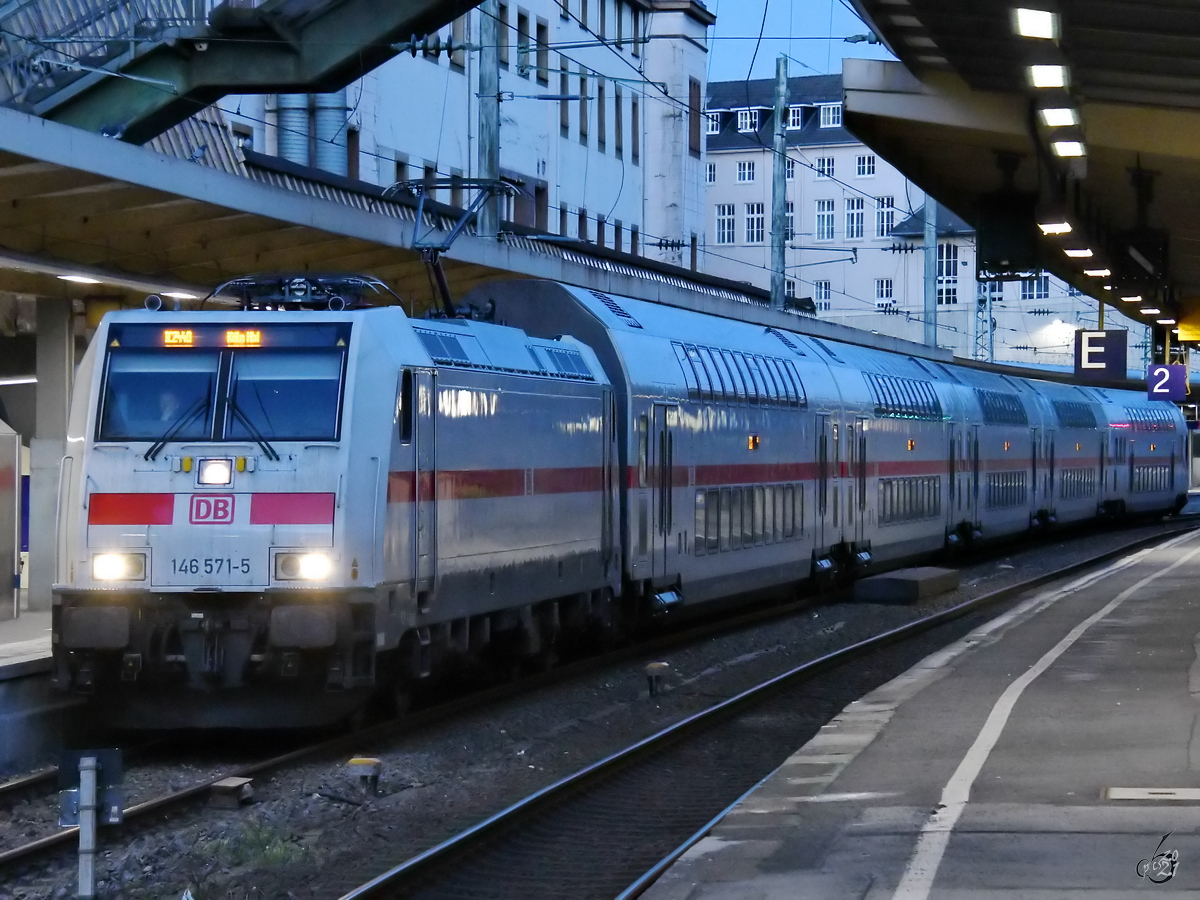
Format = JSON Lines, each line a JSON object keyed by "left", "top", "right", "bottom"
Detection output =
{"left": 0, "top": 518, "right": 1188, "bottom": 900}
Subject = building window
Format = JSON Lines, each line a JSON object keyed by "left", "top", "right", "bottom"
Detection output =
{"left": 578, "top": 207, "right": 589, "bottom": 241}
{"left": 616, "top": 0, "right": 624, "bottom": 46}
{"left": 737, "top": 160, "right": 755, "bottom": 183}
{"left": 857, "top": 154, "right": 876, "bottom": 177}
{"left": 715, "top": 203, "right": 736, "bottom": 244}
{"left": 816, "top": 199, "right": 835, "bottom": 241}
{"left": 876, "top": 278, "right": 894, "bottom": 308}
{"left": 517, "top": 12, "right": 531, "bottom": 77}
{"left": 498, "top": 3, "right": 510, "bottom": 67}
{"left": 1022, "top": 273, "right": 1050, "bottom": 300}
{"left": 615, "top": 84, "right": 624, "bottom": 157}
{"left": 559, "top": 56, "right": 570, "bottom": 136}
{"left": 689, "top": 78, "right": 702, "bottom": 156}
{"left": 787, "top": 106, "right": 803, "bottom": 129}
{"left": 631, "top": 95, "right": 639, "bottom": 164}
{"left": 786, "top": 279, "right": 797, "bottom": 298}
{"left": 785, "top": 201, "right": 794, "bottom": 241}
{"left": 737, "top": 109, "right": 760, "bottom": 133}
{"left": 938, "top": 242, "right": 959, "bottom": 304}
{"left": 631, "top": 6, "right": 640, "bottom": 55}
{"left": 745, "top": 203, "right": 765, "bottom": 244}
{"left": 580, "top": 0, "right": 588, "bottom": 28}
{"left": 875, "top": 196, "right": 896, "bottom": 238}
{"left": 815, "top": 156, "right": 834, "bottom": 179}
{"left": 450, "top": 16, "right": 467, "bottom": 69}
{"left": 814, "top": 280, "right": 832, "bottom": 311}
{"left": 845, "top": 197, "right": 865, "bottom": 240}
{"left": 706, "top": 162, "right": 716, "bottom": 184}
{"left": 560, "top": 0, "right": 569, "bottom": 19}
{"left": 706, "top": 113, "right": 721, "bottom": 134}
{"left": 819, "top": 103, "right": 842, "bottom": 128}
{"left": 597, "top": 78, "right": 607, "bottom": 149}
{"left": 535, "top": 19, "right": 549, "bottom": 85}
{"left": 579, "top": 68, "right": 589, "bottom": 144}
{"left": 785, "top": 157, "right": 796, "bottom": 181}
{"left": 599, "top": 0, "right": 606, "bottom": 36}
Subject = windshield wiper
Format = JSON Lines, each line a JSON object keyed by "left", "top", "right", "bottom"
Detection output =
{"left": 144, "top": 397, "right": 207, "bottom": 461}
{"left": 227, "top": 386, "right": 281, "bottom": 461}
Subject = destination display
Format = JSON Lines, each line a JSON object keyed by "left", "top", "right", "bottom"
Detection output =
{"left": 108, "top": 322, "right": 351, "bottom": 350}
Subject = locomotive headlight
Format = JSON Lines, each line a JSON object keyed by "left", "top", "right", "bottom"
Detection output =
{"left": 92, "top": 553, "right": 146, "bottom": 582}
{"left": 198, "top": 458, "right": 233, "bottom": 485}
{"left": 275, "top": 552, "right": 332, "bottom": 581}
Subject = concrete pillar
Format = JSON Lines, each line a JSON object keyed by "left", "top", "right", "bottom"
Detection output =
{"left": 28, "top": 298, "right": 73, "bottom": 611}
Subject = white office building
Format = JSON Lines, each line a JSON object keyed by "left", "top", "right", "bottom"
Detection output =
{"left": 703, "top": 73, "right": 1150, "bottom": 371}
{"left": 214, "top": 0, "right": 715, "bottom": 267}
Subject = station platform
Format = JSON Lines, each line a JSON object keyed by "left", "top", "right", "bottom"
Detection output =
{"left": 644, "top": 529, "right": 1200, "bottom": 899}
{"left": 0, "top": 610, "right": 52, "bottom": 680}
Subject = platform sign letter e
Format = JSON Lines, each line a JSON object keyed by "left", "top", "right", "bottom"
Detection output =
{"left": 190, "top": 494, "right": 234, "bottom": 524}
{"left": 1148, "top": 364, "right": 1187, "bottom": 402}
{"left": 1074, "top": 330, "right": 1127, "bottom": 380}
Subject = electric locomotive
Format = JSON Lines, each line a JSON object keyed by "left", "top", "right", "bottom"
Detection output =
{"left": 51, "top": 275, "right": 1188, "bottom": 728}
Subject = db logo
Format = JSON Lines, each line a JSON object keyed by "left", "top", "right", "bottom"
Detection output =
{"left": 190, "top": 494, "right": 235, "bottom": 524}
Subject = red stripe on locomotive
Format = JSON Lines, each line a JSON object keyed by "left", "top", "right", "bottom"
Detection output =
{"left": 88, "top": 493, "right": 174, "bottom": 525}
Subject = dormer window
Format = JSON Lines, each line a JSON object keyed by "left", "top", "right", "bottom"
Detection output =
{"left": 706, "top": 113, "right": 721, "bottom": 134}
{"left": 786, "top": 106, "right": 803, "bottom": 129}
{"left": 819, "top": 103, "right": 842, "bottom": 128}
{"left": 737, "top": 109, "right": 760, "bottom": 133}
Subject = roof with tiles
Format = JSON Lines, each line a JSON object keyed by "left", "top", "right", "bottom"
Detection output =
{"left": 706, "top": 74, "right": 854, "bottom": 152}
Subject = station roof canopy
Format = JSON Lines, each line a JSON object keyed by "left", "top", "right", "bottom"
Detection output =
{"left": 844, "top": 0, "right": 1200, "bottom": 341}
{"left": 0, "top": 103, "right": 955, "bottom": 364}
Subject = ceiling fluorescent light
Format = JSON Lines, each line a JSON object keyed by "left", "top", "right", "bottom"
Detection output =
{"left": 1052, "top": 141, "right": 1085, "bottom": 157}
{"left": 1039, "top": 107, "right": 1078, "bottom": 127}
{"left": 1064, "top": 248, "right": 1093, "bottom": 258}
{"left": 1029, "top": 65, "right": 1067, "bottom": 88}
{"left": 1120, "top": 295, "right": 1142, "bottom": 303}
{"left": 1014, "top": 8, "right": 1059, "bottom": 39}
{"left": 1083, "top": 268, "right": 1110, "bottom": 277}
{"left": 1141, "top": 308, "right": 1162, "bottom": 315}
{"left": 58, "top": 274, "right": 102, "bottom": 284}
{"left": 1038, "top": 221, "right": 1072, "bottom": 235}
{"left": 1157, "top": 318, "right": 1177, "bottom": 325}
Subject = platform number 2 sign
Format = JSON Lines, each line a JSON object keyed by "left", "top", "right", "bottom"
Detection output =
{"left": 1147, "top": 364, "right": 1187, "bottom": 402}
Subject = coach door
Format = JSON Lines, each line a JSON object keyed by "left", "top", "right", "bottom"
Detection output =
{"left": 650, "top": 404, "right": 678, "bottom": 580}
{"left": 413, "top": 369, "right": 438, "bottom": 605}
{"left": 852, "top": 418, "right": 867, "bottom": 545}
{"left": 816, "top": 415, "right": 831, "bottom": 548}
{"left": 969, "top": 425, "right": 981, "bottom": 524}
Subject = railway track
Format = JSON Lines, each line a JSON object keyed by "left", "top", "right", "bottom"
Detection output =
{"left": 333, "top": 525, "right": 1196, "bottom": 900}
{"left": 1, "top": 522, "right": 1191, "bottom": 889}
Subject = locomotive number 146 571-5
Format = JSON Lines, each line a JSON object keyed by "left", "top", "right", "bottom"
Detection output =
{"left": 171, "top": 557, "right": 252, "bottom": 576}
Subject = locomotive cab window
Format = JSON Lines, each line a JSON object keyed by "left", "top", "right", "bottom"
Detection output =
{"left": 96, "top": 322, "right": 351, "bottom": 444}
{"left": 99, "top": 351, "right": 219, "bottom": 441}
{"left": 226, "top": 351, "right": 344, "bottom": 441}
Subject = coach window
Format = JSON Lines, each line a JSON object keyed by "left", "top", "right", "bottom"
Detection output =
{"left": 398, "top": 370, "right": 414, "bottom": 443}
{"left": 730, "top": 487, "right": 743, "bottom": 550}
{"left": 719, "top": 487, "right": 732, "bottom": 551}
{"left": 740, "top": 487, "right": 753, "bottom": 546}
{"left": 715, "top": 350, "right": 742, "bottom": 402}
{"left": 732, "top": 353, "right": 759, "bottom": 405}
{"left": 706, "top": 488, "right": 720, "bottom": 552}
{"left": 697, "top": 347, "right": 725, "bottom": 402}
{"left": 686, "top": 345, "right": 714, "bottom": 400}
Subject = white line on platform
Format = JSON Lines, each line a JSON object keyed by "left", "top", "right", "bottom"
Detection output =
{"left": 890, "top": 530, "right": 1200, "bottom": 900}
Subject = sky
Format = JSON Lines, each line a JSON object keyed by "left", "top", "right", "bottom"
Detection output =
{"left": 703, "top": 0, "right": 896, "bottom": 85}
